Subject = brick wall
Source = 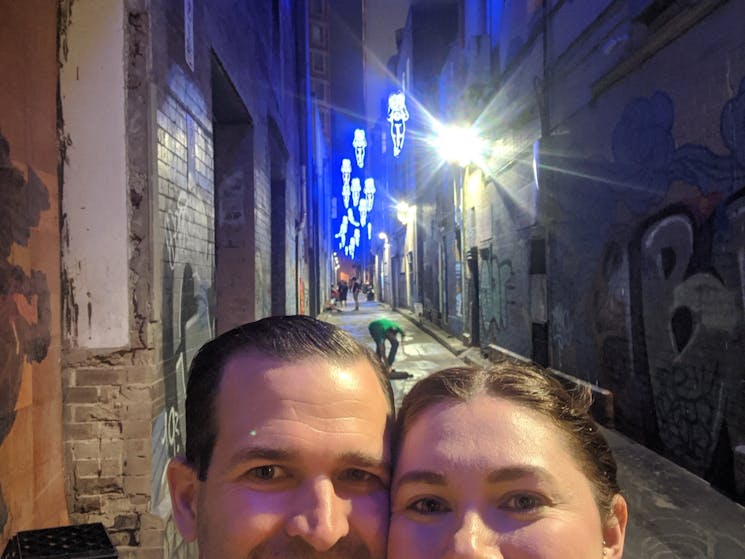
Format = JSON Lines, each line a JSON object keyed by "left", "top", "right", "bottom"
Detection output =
{"left": 494, "top": 0, "right": 745, "bottom": 498}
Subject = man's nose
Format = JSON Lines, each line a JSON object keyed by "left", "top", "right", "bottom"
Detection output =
{"left": 285, "top": 476, "right": 350, "bottom": 551}
{"left": 446, "top": 510, "right": 502, "bottom": 559}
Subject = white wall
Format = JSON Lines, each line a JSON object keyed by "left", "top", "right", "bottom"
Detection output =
{"left": 60, "top": 0, "right": 129, "bottom": 348}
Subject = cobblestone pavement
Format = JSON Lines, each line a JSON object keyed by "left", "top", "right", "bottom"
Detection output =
{"left": 320, "top": 299, "right": 745, "bottom": 558}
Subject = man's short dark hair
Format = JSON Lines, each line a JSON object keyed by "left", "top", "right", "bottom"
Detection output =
{"left": 184, "top": 315, "right": 394, "bottom": 480}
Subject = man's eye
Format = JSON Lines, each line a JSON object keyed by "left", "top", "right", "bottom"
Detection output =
{"left": 502, "top": 493, "right": 545, "bottom": 512}
{"left": 408, "top": 497, "right": 450, "bottom": 515}
{"left": 245, "top": 465, "right": 286, "bottom": 481}
{"left": 340, "top": 469, "right": 375, "bottom": 483}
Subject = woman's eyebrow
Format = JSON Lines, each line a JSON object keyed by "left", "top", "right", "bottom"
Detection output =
{"left": 393, "top": 470, "right": 447, "bottom": 489}
{"left": 486, "top": 465, "right": 557, "bottom": 484}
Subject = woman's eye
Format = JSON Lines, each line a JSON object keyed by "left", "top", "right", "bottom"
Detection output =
{"left": 246, "top": 465, "right": 286, "bottom": 481}
{"left": 408, "top": 497, "right": 450, "bottom": 515}
{"left": 502, "top": 493, "right": 544, "bottom": 512}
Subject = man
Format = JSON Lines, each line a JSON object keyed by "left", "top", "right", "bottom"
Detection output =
{"left": 368, "top": 318, "right": 408, "bottom": 379}
{"left": 167, "top": 315, "right": 394, "bottom": 558}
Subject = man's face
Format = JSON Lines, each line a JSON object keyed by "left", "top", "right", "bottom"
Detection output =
{"left": 175, "top": 354, "right": 391, "bottom": 558}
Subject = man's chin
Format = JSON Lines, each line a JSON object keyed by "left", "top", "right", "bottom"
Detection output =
{"left": 245, "top": 536, "right": 375, "bottom": 559}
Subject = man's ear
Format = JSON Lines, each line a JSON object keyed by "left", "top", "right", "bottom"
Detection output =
{"left": 167, "top": 456, "right": 200, "bottom": 542}
{"left": 602, "top": 494, "right": 628, "bottom": 559}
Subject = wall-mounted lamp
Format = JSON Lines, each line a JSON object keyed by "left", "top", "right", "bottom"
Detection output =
{"left": 396, "top": 201, "right": 415, "bottom": 225}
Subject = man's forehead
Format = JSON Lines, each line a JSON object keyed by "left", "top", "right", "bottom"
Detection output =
{"left": 218, "top": 352, "right": 382, "bottom": 403}
{"left": 213, "top": 353, "right": 392, "bottom": 464}
{"left": 223, "top": 351, "right": 373, "bottom": 380}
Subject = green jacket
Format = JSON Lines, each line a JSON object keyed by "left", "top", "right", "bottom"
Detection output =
{"left": 368, "top": 318, "right": 403, "bottom": 342}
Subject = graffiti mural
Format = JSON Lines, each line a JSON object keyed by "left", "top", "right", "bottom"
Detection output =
{"left": 0, "top": 132, "right": 52, "bottom": 532}
{"left": 639, "top": 212, "right": 741, "bottom": 475}
{"left": 590, "top": 78, "right": 745, "bottom": 494}
{"left": 478, "top": 246, "right": 515, "bottom": 345}
{"left": 150, "top": 93, "right": 215, "bottom": 559}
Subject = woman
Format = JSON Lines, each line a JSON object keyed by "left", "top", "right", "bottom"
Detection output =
{"left": 388, "top": 365, "right": 628, "bottom": 558}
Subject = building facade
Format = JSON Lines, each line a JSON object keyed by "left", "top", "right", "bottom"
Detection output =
{"left": 390, "top": 0, "right": 745, "bottom": 501}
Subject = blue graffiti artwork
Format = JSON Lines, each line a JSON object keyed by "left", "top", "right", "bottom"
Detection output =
{"left": 611, "top": 91, "right": 675, "bottom": 208}
{"left": 610, "top": 85, "right": 745, "bottom": 211}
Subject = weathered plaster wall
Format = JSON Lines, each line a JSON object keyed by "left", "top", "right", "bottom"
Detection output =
{"left": 58, "top": 1, "right": 160, "bottom": 557}
{"left": 60, "top": 0, "right": 130, "bottom": 349}
{"left": 0, "top": 0, "right": 67, "bottom": 547}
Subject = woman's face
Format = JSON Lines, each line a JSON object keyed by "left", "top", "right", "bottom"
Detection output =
{"left": 389, "top": 395, "right": 625, "bottom": 559}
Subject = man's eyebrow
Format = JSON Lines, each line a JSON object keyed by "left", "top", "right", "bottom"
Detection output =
{"left": 393, "top": 470, "right": 447, "bottom": 490}
{"left": 338, "top": 451, "right": 390, "bottom": 473}
{"left": 227, "top": 448, "right": 390, "bottom": 473}
{"left": 227, "top": 447, "right": 297, "bottom": 467}
{"left": 486, "top": 465, "right": 557, "bottom": 484}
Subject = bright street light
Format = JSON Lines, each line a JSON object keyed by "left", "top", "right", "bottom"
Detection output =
{"left": 396, "top": 201, "right": 415, "bottom": 225}
{"left": 430, "top": 124, "right": 485, "bottom": 167}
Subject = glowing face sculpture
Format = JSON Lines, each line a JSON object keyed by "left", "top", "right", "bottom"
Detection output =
{"left": 347, "top": 207, "right": 360, "bottom": 227}
{"left": 387, "top": 92, "right": 409, "bottom": 157}
{"left": 341, "top": 159, "right": 352, "bottom": 208}
{"left": 358, "top": 198, "right": 368, "bottom": 227}
{"left": 363, "top": 178, "right": 376, "bottom": 211}
{"left": 348, "top": 232, "right": 358, "bottom": 258}
{"left": 353, "top": 129, "right": 367, "bottom": 168}
{"left": 335, "top": 215, "right": 349, "bottom": 249}
{"left": 351, "top": 177, "right": 362, "bottom": 208}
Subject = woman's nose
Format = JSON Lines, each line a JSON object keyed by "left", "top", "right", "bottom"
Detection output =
{"left": 284, "top": 476, "right": 350, "bottom": 551}
{"left": 446, "top": 510, "right": 502, "bottom": 559}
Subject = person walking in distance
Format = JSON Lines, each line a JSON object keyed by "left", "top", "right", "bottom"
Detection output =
{"left": 352, "top": 277, "right": 361, "bottom": 310}
{"left": 338, "top": 279, "right": 348, "bottom": 308}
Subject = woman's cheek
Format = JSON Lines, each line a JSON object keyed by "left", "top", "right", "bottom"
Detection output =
{"left": 388, "top": 516, "right": 441, "bottom": 559}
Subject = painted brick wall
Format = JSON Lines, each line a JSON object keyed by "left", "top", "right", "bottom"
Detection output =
{"left": 534, "top": 1, "right": 745, "bottom": 497}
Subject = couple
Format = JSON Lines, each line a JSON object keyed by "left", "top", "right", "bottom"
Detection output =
{"left": 167, "top": 315, "right": 628, "bottom": 558}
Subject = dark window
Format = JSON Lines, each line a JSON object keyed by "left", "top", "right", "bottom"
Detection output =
{"left": 634, "top": 0, "right": 689, "bottom": 31}
{"left": 310, "top": 0, "right": 327, "bottom": 17}
{"left": 311, "top": 51, "right": 327, "bottom": 76}
{"left": 310, "top": 22, "right": 327, "bottom": 48}
{"left": 310, "top": 79, "right": 327, "bottom": 101}
{"left": 530, "top": 238, "right": 546, "bottom": 274}
{"left": 272, "top": 0, "right": 280, "bottom": 51}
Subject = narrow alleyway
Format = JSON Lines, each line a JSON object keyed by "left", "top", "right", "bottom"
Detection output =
{"left": 322, "top": 302, "right": 745, "bottom": 559}
{"left": 321, "top": 299, "right": 463, "bottom": 407}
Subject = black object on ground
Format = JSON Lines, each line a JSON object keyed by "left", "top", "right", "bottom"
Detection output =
{"left": 2, "top": 523, "right": 117, "bottom": 558}
{"left": 389, "top": 370, "right": 412, "bottom": 380}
